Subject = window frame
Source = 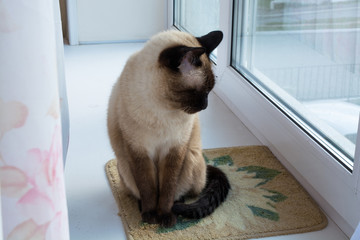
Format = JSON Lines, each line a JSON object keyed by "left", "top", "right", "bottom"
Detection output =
{"left": 232, "top": 0, "right": 356, "bottom": 169}
{"left": 170, "top": 0, "right": 360, "bottom": 237}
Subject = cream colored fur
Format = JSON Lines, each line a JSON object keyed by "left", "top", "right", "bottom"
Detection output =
{"left": 107, "top": 30, "right": 207, "bottom": 202}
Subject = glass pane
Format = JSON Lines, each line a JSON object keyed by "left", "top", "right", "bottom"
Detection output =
{"left": 232, "top": 0, "right": 360, "bottom": 169}
{"left": 173, "top": 0, "right": 220, "bottom": 60}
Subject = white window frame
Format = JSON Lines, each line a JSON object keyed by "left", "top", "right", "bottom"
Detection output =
{"left": 169, "top": 0, "right": 360, "bottom": 237}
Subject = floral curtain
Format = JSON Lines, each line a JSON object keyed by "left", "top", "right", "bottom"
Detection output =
{"left": 0, "top": 0, "right": 70, "bottom": 239}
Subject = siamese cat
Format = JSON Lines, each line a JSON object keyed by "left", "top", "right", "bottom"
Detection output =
{"left": 107, "top": 30, "right": 230, "bottom": 228}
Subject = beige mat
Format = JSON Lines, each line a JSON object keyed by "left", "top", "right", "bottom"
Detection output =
{"left": 105, "top": 146, "right": 328, "bottom": 240}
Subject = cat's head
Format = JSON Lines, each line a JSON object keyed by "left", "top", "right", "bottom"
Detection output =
{"left": 158, "top": 31, "right": 223, "bottom": 114}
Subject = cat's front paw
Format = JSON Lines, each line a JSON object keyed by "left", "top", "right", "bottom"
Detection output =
{"left": 142, "top": 210, "right": 158, "bottom": 224}
{"left": 158, "top": 212, "right": 177, "bottom": 228}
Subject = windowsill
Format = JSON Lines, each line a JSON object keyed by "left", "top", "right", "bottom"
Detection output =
{"left": 64, "top": 43, "right": 349, "bottom": 239}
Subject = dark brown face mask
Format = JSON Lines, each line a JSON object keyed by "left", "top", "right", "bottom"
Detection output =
{"left": 158, "top": 30, "right": 223, "bottom": 114}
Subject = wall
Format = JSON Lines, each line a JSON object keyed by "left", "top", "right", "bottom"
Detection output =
{"left": 76, "top": 0, "right": 167, "bottom": 43}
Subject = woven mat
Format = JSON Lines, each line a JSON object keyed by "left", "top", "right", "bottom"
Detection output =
{"left": 105, "top": 146, "right": 328, "bottom": 240}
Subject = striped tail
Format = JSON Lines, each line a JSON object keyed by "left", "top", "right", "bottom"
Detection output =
{"left": 172, "top": 165, "right": 230, "bottom": 219}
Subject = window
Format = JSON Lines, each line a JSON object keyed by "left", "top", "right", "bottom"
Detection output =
{"left": 173, "top": 0, "right": 219, "bottom": 36}
{"left": 232, "top": 0, "right": 360, "bottom": 170}
{"left": 173, "top": 0, "right": 220, "bottom": 60}
{"left": 171, "top": 0, "right": 360, "bottom": 236}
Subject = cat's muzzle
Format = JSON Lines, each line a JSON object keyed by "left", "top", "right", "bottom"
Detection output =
{"left": 185, "top": 95, "right": 208, "bottom": 114}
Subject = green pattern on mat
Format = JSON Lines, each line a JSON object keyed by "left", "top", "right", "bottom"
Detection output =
{"left": 247, "top": 205, "right": 280, "bottom": 221}
{"left": 263, "top": 189, "right": 288, "bottom": 203}
{"left": 237, "top": 166, "right": 281, "bottom": 187}
{"left": 212, "top": 155, "right": 234, "bottom": 166}
{"left": 156, "top": 217, "right": 200, "bottom": 234}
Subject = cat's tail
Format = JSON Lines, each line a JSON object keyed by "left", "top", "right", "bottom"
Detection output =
{"left": 172, "top": 165, "right": 230, "bottom": 219}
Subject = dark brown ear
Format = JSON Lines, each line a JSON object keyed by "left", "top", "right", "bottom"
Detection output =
{"left": 159, "top": 46, "right": 205, "bottom": 71}
{"left": 196, "top": 31, "right": 223, "bottom": 56}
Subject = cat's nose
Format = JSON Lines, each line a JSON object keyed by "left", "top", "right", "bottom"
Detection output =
{"left": 200, "top": 94, "right": 208, "bottom": 110}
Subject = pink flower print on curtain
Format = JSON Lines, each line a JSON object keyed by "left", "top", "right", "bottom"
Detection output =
{"left": 0, "top": 99, "right": 69, "bottom": 239}
{"left": 18, "top": 127, "right": 65, "bottom": 225}
{"left": 0, "top": 0, "right": 70, "bottom": 239}
{"left": 0, "top": 99, "right": 28, "bottom": 139}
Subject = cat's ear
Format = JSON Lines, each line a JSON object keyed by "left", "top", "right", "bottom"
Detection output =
{"left": 159, "top": 46, "right": 205, "bottom": 72}
{"left": 196, "top": 31, "right": 223, "bottom": 56}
